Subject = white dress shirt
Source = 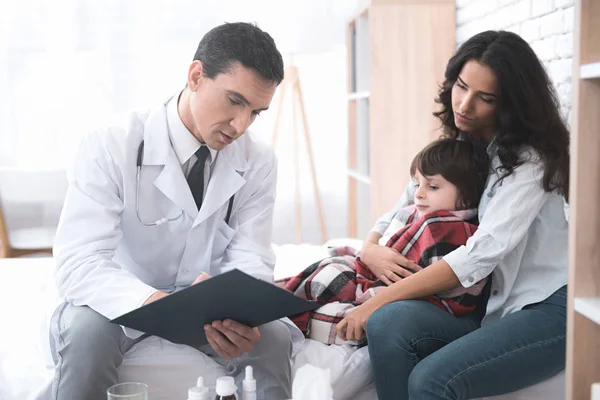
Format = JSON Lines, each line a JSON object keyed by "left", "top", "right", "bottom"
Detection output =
{"left": 166, "top": 93, "right": 217, "bottom": 200}
{"left": 53, "top": 95, "right": 280, "bottom": 337}
{"left": 371, "top": 140, "right": 569, "bottom": 324}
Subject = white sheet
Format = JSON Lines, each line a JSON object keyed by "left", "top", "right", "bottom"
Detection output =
{"left": 0, "top": 245, "right": 564, "bottom": 400}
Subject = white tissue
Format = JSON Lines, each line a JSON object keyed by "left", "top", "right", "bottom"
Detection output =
{"left": 291, "top": 364, "right": 334, "bottom": 400}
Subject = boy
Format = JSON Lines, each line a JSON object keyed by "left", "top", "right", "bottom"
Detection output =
{"left": 284, "top": 139, "right": 490, "bottom": 345}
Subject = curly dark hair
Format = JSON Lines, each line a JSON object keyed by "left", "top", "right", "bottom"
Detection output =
{"left": 433, "top": 30, "right": 570, "bottom": 201}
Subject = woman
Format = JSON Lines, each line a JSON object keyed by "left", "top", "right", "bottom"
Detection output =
{"left": 337, "top": 30, "right": 570, "bottom": 399}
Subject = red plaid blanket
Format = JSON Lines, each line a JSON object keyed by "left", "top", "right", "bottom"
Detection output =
{"left": 283, "top": 209, "right": 487, "bottom": 345}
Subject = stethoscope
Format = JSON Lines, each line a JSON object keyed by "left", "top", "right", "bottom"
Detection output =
{"left": 135, "top": 141, "right": 234, "bottom": 226}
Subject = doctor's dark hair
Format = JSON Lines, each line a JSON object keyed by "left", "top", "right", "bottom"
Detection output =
{"left": 410, "top": 139, "right": 490, "bottom": 210}
{"left": 193, "top": 22, "right": 284, "bottom": 84}
{"left": 433, "top": 30, "right": 570, "bottom": 201}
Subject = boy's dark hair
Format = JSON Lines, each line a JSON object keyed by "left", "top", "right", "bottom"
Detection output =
{"left": 193, "top": 22, "right": 284, "bottom": 84}
{"left": 410, "top": 139, "right": 490, "bottom": 209}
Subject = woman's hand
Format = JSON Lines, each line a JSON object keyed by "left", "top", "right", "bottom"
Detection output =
{"left": 359, "top": 243, "right": 422, "bottom": 285}
{"left": 337, "top": 300, "right": 380, "bottom": 342}
{"left": 337, "top": 259, "right": 462, "bottom": 342}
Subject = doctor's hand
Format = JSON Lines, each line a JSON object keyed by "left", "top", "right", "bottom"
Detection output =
{"left": 143, "top": 291, "right": 168, "bottom": 306}
{"left": 205, "top": 319, "right": 261, "bottom": 360}
{"left": 359, "top": 243, "right": 422, "bottom": 285}
{"left": 192, "top": 272, "right": 211, "bottom": 285}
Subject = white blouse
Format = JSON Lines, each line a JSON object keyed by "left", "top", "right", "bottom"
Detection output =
{"left": 370, "top": 141, "right": 569, "bottom": 324}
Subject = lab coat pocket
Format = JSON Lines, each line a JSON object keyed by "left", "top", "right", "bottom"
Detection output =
{"left": 212, "top": 219, "right": 236, "bottom": 259}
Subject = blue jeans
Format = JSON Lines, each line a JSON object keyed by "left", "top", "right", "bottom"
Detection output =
{"left": 366, "top": 286, "right": 567, "bottom": 399}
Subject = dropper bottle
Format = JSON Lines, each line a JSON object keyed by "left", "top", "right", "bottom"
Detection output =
{"left": 242, "top": 366, "right": 257, "bottom": 400}
{"left": 188, "top": 377, "right": 210, "bottom": 400}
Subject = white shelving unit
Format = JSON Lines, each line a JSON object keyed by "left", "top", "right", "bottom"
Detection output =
{"left": 347, "top": 8, "right": 371, "bottom": 239}
{"left": 574, "top": 298, "right": 600, "bottom": 327}
{"left": 347, "top": 91, "right": 371, "bottom": 100}
{"left": 580, "top": 62, "right": 600, "bottom": 79}
{"left": 347, "top": 169, "right": 371, "bottom": 184}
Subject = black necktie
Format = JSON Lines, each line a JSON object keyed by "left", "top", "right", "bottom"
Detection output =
{"left": 187, "top": 146, "right": 210, "bottom": 210}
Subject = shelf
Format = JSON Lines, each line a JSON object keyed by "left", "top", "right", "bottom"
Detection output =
{"left": 574, "top": 297, "right": 600, "bottom": 326}
{"left": 353, "top": 13, "right": 370, "bottom": 93}
{"left": 581, "top": 62, "right": 600, "bottom": 80}
{"left": 347, "top": 169, "right": 371, "bottom": 184}
{"left": 348, "top": 91, "right": 371, "bottom": 100}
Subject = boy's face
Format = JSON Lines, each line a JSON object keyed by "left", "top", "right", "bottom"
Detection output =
{"left": 413, "top": 170, "right": 461, "bottom": 218}
{"left": 186, "top": 61, "right": 277, "bottom": 150}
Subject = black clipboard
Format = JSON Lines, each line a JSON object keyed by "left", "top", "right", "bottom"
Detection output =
{"left": 111, "top": 269, "right": 317, "bottom": 348}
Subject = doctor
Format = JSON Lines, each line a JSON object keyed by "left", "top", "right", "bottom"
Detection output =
{"left": 49, "top": 22, "right": 296, "bottom": 400}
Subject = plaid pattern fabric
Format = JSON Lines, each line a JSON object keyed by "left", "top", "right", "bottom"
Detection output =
{"left": 283, "top": 209, "right": 487, "bottom": 345}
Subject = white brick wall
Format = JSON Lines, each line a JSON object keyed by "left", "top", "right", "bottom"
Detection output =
{"left": 456, "top": 0, "right": 574, "bottom": 123}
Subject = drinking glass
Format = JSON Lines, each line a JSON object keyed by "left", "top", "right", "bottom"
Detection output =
{"left": 106, "top": 382, "right": 148, "bottom": 400}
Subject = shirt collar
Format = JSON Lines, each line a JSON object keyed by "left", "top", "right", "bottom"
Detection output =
{"left": 457, "top": 131, "right": 498, "bottom": 157}
{"left": 166, "top": 92, "right": 217, "bottom": 166}
{"left": 486, "top": 136, "right": 498, "bottom": 157}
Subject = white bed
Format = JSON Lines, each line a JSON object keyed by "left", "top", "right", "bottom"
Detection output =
{"left": 0, "top": 243, "right": 564, "bottom": 400}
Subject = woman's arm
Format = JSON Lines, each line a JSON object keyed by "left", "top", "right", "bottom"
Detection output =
{"left": 337, "top": 258, "right": 459, "bottom": 341}
{"left": 337, "top": 259, "right": 459, "bottom": 341}
{"left": 358, "top": 182, "right": 421, "bottom": 285}
{"left": 363, "top": 231, "right": 382, "bottom": 246}
{"left": 370, "top": 259, "right": 459, "bottom": 307}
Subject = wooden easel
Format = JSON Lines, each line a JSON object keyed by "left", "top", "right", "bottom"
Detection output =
{"left": 271, "top": 65, "right": 327, "bottom": 244}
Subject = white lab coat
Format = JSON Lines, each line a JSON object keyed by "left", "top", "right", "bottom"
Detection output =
{"left": 52, "top": 99, "right": 303, "bottom": 348}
